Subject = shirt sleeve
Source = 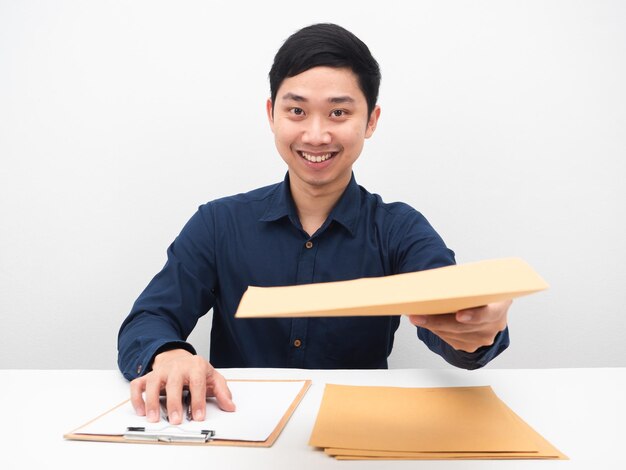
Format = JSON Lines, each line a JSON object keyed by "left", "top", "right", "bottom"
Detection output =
{"left": 391, "top": 207, "right": 510, "bottom": 370}
{"left": 117, "top": 206, "right": 218, "bottom": 380}
{"left": 418, "top": 327, "right": 510, "bottom": 370}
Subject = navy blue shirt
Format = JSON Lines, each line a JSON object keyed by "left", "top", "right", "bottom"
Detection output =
{"left": 118, "top": 174, "right": 509, "bottom": 379}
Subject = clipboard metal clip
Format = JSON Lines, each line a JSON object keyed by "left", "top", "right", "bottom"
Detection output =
{"left": 124, "top": 426, "right": 215, "bottom": 443}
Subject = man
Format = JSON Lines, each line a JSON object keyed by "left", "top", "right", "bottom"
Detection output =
{"left": 118, "top": 23, "right": 510, "bottom": 425}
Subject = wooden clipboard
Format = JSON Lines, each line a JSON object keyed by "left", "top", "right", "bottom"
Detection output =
{"left": 64, "top": 379, "right": 311, "bottom": 447}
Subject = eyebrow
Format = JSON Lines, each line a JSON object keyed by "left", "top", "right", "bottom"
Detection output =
{"left": 329, "top": 96, "right": 355, "bottom": 104}
{"left": 281, "top": 92, "right": 307, "bottom": 102}
{"left": 281, "top": 92, "right": 355, "bottom": 104}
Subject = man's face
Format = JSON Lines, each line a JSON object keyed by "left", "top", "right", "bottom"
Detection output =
{"left": 267, "top": 66, "right": 380, "bottom": 195}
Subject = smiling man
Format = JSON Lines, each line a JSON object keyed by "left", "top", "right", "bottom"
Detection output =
{"left": 268, "top": 65, "right": 380, "bottom": 235}
{"left": 118, "top": 23, "right": 511, "bottom": 425}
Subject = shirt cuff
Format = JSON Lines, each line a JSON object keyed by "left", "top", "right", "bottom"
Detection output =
{"left": 418, "top": 327, "right": 510, "bottom": 370}
{"left": 122, "top": 340, "right": 197, "bottom": 381}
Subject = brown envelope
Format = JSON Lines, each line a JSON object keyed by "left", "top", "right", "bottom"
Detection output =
{"left": 235, "top": 257, "right": 548, "bottom": 319}
{"left": 309, "top": 384, "right": 567, "bottom": 460}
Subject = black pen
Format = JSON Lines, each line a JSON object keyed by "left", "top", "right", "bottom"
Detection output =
{"left": 159, "top": 391, "right": 192, "bottom": 422}
{"left": 183, "top": 390, "right": 193, "bottom": 421}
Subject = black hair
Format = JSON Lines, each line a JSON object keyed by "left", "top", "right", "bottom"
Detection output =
{"left": 269, "top": 23, "right": 381, "bottom": 117}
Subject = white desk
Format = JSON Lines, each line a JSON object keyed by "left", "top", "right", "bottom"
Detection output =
{"left": 1, "top": 368, "right": 623, "bottom": 469}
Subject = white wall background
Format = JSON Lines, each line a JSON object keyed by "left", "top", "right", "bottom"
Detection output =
{"left": 1, "top": 0, "right": 624, "bottom": 370}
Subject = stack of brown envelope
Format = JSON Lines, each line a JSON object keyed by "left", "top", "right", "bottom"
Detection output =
{"left": 309, "top": 384, "right": 567, "bottom": 460}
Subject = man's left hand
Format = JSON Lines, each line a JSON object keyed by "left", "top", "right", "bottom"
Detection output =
{"left": 408, "top": 300, "right": 511, "bottom": 353}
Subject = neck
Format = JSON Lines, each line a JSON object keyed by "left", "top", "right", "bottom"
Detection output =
{"left": 289, "top": 173, "right": 350, "bottom": 237}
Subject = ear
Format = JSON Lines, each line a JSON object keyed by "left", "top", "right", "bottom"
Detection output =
{"left": 266, "top": 98, "right": 275, "bottom": 133}
{"left": 365, "top": 105, "right": 381, "bottom": 139}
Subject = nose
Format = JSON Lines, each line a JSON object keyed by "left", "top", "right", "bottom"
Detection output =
{"left": 301, "top": 116, "right": 331, "bottom": 145}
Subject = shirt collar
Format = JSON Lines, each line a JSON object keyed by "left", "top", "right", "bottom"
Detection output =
{"left": 327, "top": 173, "right": 360, "bottom": 236}
{"left": 259, "top": 173, "right": 298, "bottom": 224}
{"left": 260, "top": 172, "right": 361, "bottom": 237}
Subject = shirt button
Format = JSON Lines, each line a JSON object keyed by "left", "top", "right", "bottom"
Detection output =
{"left": 293, "top": 339, "right": 302, "bottom": 348}
{"left": 305, "top": 241, "right": 313, "bottom": 249}
{"left": 136, "top": 364, "right": 143, "bottom": 375}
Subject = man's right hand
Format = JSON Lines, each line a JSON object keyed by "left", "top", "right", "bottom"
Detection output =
{"left": 130, "top": 349, "right": 235, "bottom": 424}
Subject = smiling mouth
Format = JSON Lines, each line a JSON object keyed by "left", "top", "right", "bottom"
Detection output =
{"left": 298, "top": 151, "right": 337, "bottom": 163}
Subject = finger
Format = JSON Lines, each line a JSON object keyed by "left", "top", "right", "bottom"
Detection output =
{"left": 130, "top": 377, "right": 147, "bottom": 416}
{"left": 188, "top": 366, "right": 207, "bottom": 421}
{"left": 447, "top": 339, "right": 482, "bottom": 353}
{"left": 408, "top": 314, "right": 428, "bottom": 327}
{"left": 458, "top": 300, "right": 512, "bottom": 324}
{"left": 456, "top": 306, "right": 487, "bottom": 324}
{"left": 208, "top": 370, "right": 236, "bottom": 412}
{"left": 144, "top": 375, "right": 164, "bottom": 423}
{"left": 165, "top": 377, "right": 184, "bottom": 425}
{"left": 440, "top": 329, "right": 497, "bottom": 349}
{"left": 410, "top": 313, "right": 460, "bottom": 331}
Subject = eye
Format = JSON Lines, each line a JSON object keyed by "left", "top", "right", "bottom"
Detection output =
{"left": 331, "top": 109, "right": 346, "bottom": 118}
{"left": 290, "top": 107, "right": 305, "bottom": 116}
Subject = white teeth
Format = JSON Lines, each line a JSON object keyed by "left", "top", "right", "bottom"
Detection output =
{"left": 301, "top": 152, "right": 332, "bottom": 163}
